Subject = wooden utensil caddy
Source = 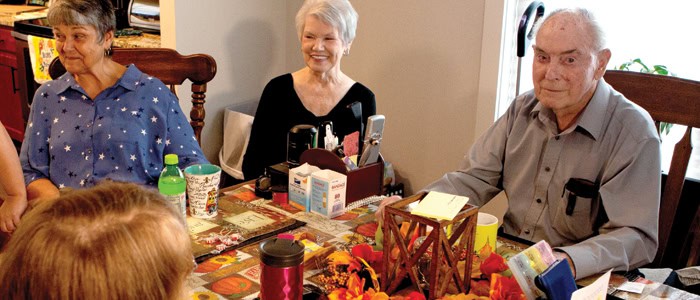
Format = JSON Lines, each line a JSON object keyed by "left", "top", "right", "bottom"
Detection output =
{"left": 381, "top": 192, "right": 478, "bottom": 299}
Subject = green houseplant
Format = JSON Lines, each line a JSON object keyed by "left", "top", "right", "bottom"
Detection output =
{"left": 615, "top": 58, "right": 675, "bottom": 135}
{"left": 616, "top": 58, "right": 672, "bottom": 76}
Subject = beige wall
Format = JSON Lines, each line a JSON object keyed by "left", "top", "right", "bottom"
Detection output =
{"left": 167, "top": 0, "right": 291, "bottom": 163}
{"left": 286, "top": 1, "right": 485, "bottom": 194}
{"left": 166, "top": 1, "right": 507, "bottom": 218}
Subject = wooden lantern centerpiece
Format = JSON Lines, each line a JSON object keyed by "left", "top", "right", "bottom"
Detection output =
{"left": 381, "top": 192, "right": 478, "bottom": 299}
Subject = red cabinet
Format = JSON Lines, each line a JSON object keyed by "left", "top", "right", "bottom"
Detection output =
{"left": 0, "top": 26, "right": 25, "bottom": 141}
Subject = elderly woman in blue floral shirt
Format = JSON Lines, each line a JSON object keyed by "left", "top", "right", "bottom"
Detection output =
{"left": 19, "top": 0, "right": 207, "bottom": 204}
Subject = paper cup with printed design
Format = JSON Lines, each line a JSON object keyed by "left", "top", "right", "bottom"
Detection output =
{"left": 184, "top": 164, "right": 221, "bottom": 219}
{"left": 474, "top": 212, "right": 499, "bottom": 253}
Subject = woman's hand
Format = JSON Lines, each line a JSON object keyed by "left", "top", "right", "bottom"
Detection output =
{"left": 374, "top": 195, "right": 402, "bottom": 225}
{"left": 0, "top": 122, "right": 27, "bottom": 233}
{"left": 0, "top": 195, "right": 27, "bottom": 233}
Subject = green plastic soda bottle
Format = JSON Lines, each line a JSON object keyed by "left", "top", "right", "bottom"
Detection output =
{"left": 158, "top": 154, "right": 187, "bottom": 217}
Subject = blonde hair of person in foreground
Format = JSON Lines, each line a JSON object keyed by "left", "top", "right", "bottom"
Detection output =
{"left": 0, "top": 181, "right": 194, "bottom": 300}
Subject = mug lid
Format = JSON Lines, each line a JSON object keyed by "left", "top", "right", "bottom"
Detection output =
{"left": 259, "top": 238, "right": 305, "bottom": 267}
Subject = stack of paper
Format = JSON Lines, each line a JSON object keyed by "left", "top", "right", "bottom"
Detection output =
{"left": 411, "top": 191, "right": 469, "bottom": 220}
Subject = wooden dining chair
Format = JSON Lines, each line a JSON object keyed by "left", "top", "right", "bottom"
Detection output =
{"left": 48, "top": 48, "right": 217, "bottom": 146}
{"left": 604, "top": 70, "right": 700, "bottom": 268}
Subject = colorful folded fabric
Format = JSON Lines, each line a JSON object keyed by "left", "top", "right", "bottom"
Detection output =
{"left": 27, "top": 34, "right": 59, "bottom": 84}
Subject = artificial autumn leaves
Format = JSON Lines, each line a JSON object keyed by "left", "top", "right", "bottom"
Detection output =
{"left": 322, "top": 239, "right": 524, "bottom": 300}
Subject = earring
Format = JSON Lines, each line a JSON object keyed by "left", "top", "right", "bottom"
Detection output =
{"left": 104, "top": 46, "right": 113, "bottom": 57}
{"left": 343, "top": 49, "right": 349, "bottom": 56}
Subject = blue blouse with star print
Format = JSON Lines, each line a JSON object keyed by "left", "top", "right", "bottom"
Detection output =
{"left": 20, "top": 64, "right": 209, "bottom": 189}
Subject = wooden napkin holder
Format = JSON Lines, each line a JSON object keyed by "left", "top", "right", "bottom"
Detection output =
{"left": 381, "top": 192, "right": 478, "bottom": 299}
{"left": 300, "top": 148, "right": 384, "bottom": 204}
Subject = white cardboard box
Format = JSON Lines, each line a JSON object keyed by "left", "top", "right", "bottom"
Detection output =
{"left": 310, "top": 169, "right": 347, "bottom": 218}
{"left": 288, "top": 163, "right": 320, "bottom": 211}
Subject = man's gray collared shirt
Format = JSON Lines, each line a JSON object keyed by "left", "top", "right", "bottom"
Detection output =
{"left": 425, "top": 80, "right": 661, "bottom": 278}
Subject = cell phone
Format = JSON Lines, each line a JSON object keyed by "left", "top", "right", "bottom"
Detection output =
{"left": 358, "top": 115, "right": 385, "bottom": 167}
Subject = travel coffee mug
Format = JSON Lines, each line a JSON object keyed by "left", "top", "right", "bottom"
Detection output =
{"left": 258, "top": 236, "right": 305, "bottom": 300}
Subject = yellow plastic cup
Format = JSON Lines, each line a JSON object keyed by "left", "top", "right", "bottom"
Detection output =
{"left": 474, "top": 212, "right": 498, "bottom": 253}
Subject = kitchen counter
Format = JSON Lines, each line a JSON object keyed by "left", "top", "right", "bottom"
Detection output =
{"left": 114, "top": 32, "right": 160, "bottom": 48}
{"left": 0, "top": 5, "right": 46, "bottom": 27}
{"left": 4, "top": 6, "right": 160, "bottom": 48}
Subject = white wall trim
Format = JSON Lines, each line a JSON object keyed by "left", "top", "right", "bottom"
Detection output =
{"left": 475, "top": 0, "right": 507, "bottom": 138}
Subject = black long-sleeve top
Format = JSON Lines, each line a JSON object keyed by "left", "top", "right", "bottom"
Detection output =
{"left": 242, "top": 73, "right": 376, "bottom": 180}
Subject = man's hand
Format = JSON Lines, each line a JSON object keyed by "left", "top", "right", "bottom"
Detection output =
{"left": 553, "top": 250, "right": 577, "bottom": 278}
{"left": 374, "top": 195, "right": 402, "bottom": 225}
{"left": 0, "top": 195, "right": 28, "bottom": 233}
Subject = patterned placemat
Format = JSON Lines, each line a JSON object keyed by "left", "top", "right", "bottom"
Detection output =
{"left": 188, "top": 185, "right": 306, "bottom": 263}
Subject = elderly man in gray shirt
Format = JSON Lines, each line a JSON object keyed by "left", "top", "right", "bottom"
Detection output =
{"left": 383, "top": 8, "right": 661, "bottom": 280}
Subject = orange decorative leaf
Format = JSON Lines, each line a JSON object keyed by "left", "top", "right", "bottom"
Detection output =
{"left": 439, "top": 293, "right": 489, "bottom": 300}
{"left": 327, "top": 273, "right": 389, "bottom": 300}
{"left": 390, "top": 246, "right": 401, "bottom": 261}
{"left": 399, "top": 222, "right": 411, "bottom": 238}
{"left": 469, "top": 279, "right": 491, "bottom": 297}
{"left": 347, "top": 272, "right": 365, "bottom": 296}
{"left": 478, "top": 241, "right": 494, "bottom": 257}
{"left": 356, "top": 222, "right": 379, "bottom": 237}
{"left": 326, "top": 288, "right": 346, "bottom": 300}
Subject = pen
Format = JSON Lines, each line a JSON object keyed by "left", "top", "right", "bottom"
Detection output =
{"left": 447, "top": 195, "right": 456, "bottom": 206}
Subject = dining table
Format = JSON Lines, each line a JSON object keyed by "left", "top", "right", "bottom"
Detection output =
{"left": 186, "top": 181, "right": 383, "bottom": 299}
{"left": 185, "top": 182, "right": 699, "bottom": 300}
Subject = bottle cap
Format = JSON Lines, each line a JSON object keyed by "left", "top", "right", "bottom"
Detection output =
{"left": 164, "top": 154, "right": 179, "bottom": 165}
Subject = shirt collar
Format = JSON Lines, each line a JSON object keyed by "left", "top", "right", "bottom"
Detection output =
{"left": 573, "top": 80, "right": 610, "bottom": 140}
{"left": 115, "top": 64, "right": 141, "bottom": 91}
{"left": 531, "top": 100, "right": 558, "bottom": 133}
{"left": 531, "top": 81, "right": 611, "bottom": 140}
{"left": 52, "top": 72, "right": 78, "bottom": 94}
{"left": 52, "top": 64, "right": 140, "bottom": 95}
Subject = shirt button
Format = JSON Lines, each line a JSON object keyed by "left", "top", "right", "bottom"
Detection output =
{"left": 555, "top": 136, "right": 560, "bottom": 140}
{"left": 536, "top": 198, "right": 542, "bottom": 204}
{"left": 524, "top": 229, "right": 531, "bottom": 235}
{"left": 545, "top": 167, "right": 551, "bottom": 172}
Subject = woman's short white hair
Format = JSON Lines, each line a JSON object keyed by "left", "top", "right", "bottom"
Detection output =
{"left": 295, "top": 0, "right": 358, "bottom": 46}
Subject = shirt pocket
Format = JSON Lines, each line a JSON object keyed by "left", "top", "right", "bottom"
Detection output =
{"left": 552, "top": 193, "right": 595, "bottom": 241}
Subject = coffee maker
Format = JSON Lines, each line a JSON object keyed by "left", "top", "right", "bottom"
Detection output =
{"left": 127, "top": 0, "right": 160, "bottom": 32}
